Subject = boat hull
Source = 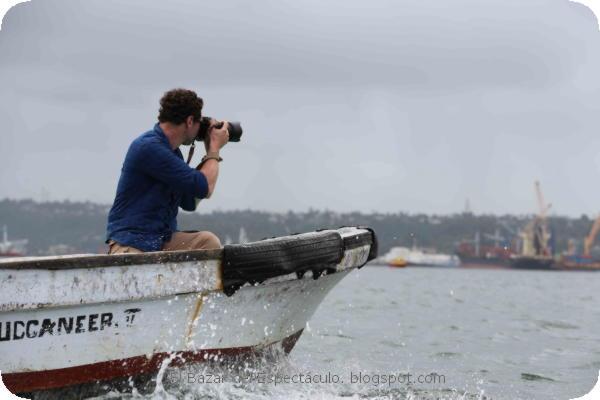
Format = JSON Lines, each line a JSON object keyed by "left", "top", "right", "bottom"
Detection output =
{"left": 3, "top": 271, "right": 349, "bottom": 393}
{"left": 509, "top": 256, "right": 556, "bottom": 270}
{"left": 556, "top": 256, "right": 600, "bottom": 271}
{"left": 0, "top": 227, "right": 376, "bottom": 394}
{"left": 458, "top": 256, "right": 511, "bottom": 269}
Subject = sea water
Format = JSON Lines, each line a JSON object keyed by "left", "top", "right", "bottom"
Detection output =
{"left": 86, "top": 266, "right": 600, "bottom": 400}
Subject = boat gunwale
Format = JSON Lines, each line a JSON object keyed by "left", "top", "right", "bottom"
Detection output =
{"left": 0, "top": 248, "right": 223, "bottom": 270}
{"left": 0, "top": 227, "right": 376, "bottom": 271}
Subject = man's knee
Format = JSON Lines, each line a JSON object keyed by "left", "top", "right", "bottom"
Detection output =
{"left": 193, "top": 231, "right": 221, "bottom": 250}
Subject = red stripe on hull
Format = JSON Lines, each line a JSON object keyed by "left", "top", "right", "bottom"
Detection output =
{"left": 0, "top": 252, "right": 24, "bottom": 257}
{"left": 4, "top": 329, "right": 303, "bottom": 394}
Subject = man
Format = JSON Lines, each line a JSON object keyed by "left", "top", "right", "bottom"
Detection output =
{"left": 106, "top": 88, "right": 229, "bottom": 254}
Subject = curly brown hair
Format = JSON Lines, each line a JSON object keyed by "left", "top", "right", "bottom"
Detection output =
{"left": 157, "top": 88, "right": 204, "bottom": 124}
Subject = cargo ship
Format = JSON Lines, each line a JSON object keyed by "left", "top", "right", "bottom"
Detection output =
{"left": 555, "top": 216, "right": 600, "bottom": 271}
{"left": 509, "top": 181, "right": 556, "bottom": 270}
{"left": 455, "top": 231, "right": 513, "bottom": 269}
{"left": 509, "top": 218, "right": 556, "bottom": 270}
{"left": 509, "top": 255, "right": 556, "bottom": 270}
{"left": 556, "top": 255, "right": 600, "bottom": 271}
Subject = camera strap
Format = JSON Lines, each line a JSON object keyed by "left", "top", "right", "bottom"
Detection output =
{"left": 186, "top": 142, "right": 195, "bottom": 165}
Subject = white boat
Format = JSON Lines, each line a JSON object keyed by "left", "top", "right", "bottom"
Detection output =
{"left": 380, "top": 246, "right": 460, "bottom": 268}
{"left": 0, "top": 227, "right": 377, "bottom": 394}
{"left": 0, "top": 225, "right": 28, "bottom": 258}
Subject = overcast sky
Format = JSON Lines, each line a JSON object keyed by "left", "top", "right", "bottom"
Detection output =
{"left": 0, "top": 0, "right": 599, "bottom": 215}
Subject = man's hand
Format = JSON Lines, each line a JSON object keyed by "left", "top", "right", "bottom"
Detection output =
{"left": 204, "top": 120, "right": 229, "bottom": 153}
{"left": 198, "top": 120, "right": 228, "bottom": 199}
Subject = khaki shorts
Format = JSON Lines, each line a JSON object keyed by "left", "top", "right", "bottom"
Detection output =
{"left": 163, "top": 231, "right": 221, "bottom": 251}
{"left": 107, "top": 231, "right": 221, "bottom": 255}
{"left": 107, "top": 240, "right": 143, "bottom": 255}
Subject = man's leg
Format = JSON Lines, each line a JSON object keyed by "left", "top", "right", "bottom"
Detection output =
{"left": 107, "top": 240, "right": 144, "bottom": 255}
{"left": 162, "top": 231, "right": 222, "bottom": 251}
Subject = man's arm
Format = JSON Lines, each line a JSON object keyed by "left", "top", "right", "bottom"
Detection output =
{"left": 197, "top": 158, "right": 220, "bottom": 199}
{"left": 135, "top": 141, "right": 208, "bottom": 199}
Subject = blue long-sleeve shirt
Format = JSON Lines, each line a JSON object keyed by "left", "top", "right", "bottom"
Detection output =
{"left": 106, "top": 124, "right": 208, "bottom": 251}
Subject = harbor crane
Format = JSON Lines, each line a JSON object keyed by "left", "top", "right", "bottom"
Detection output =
{"left": 519, "top": 181, "right": 552, "bottom": 256}
{"left": 583, "top": 215, "right": 600, "bottom": 257}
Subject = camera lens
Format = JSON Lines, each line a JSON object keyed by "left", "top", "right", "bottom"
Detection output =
{"left": 227, "top": 122, "right": 243, "bottom": 142}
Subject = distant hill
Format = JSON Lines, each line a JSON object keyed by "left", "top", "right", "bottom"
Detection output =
{"left": 0, "top": 198, "right": 594, "bottom": 256}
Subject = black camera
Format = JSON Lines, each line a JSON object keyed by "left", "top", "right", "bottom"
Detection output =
{"left": 196, "top": 117, "right": 243, "bottom": 142}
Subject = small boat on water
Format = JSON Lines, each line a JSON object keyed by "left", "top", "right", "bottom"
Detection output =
{"left": 380, "top": 246, "right": 460, "bottom": 268}
{"left": 0, "top": 227, "right": 377, "bottom": 395}
{"left": 0, "top": 225, "right": 28, "bottom": 259}
{"left": 388, "top": 257, "right": 407, "bottom": 268}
